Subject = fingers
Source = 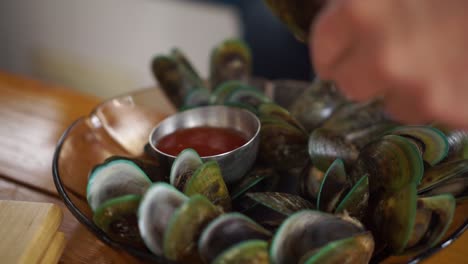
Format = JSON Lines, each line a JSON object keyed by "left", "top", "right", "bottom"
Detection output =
{"left": 310, "top": 0, "right": 468, "bottom": 128}
{"left": 310, "top": 0, "right": 356, "bottom": 77}
{"left": 424, "top": 79, "right": 468, "bottom": 129}
{"left": 383, "top": 83, "right": 431, "bottom": 125}
{"left": 311, "top": 0, "right": 388, "bottom": 101}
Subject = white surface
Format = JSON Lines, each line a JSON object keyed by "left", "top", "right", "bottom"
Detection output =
{"left": 0, "top": 0, "right": 240, "bottom": 98}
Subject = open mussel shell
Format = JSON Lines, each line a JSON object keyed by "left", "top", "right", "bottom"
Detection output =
{"left": 270, "top": 210, "right": 366, "bottom": 264}
{"left": 230, "top": 166, "right": 280, "bottom": 201}
{"left": 184, "top": 160, "right": 231, "bottom": 211}
{"left": 258, "top": 103, "right": 306, "bottom": 133}
{"left": 317, "top": 159, "right": 351, "bottom": 213}
{"left": 212, "top": 240, "right": 269, "bottom": 264}
{"left": 198, "top": 213, "right": 272, "bottom": 264}
{"left": 390, "top": 126, "right": 449, "bottom": 166}
{"left": 419, "top": 159, "right": 468, "bottom": 200}
{"left": 181, "top": 87, "right": 211, "bottom": 110}
{"left": 93, "top": 194, "right": 144, "bottom": 247}
{"left": 210, "top": 81, "right": 251, "bottom": 105}
{"left": 87, "top": 158, "right": 153, "bottom": 212}
{"left": 335, "top": 174, "right": 369, "bottom": 221}
{"left": 259, "top": 117, "right": 309, "bottom": 172}
{"left": 404, "top": 194, "right": 456, "bottom": 254}
{"left": 163, "top": 194, "right": 221, "bottom": 263}
{"left": 373, "top": 183, "right": 418, "bottom": 254}
{"left": 263, "top": 0, "right": 326, "bottom": 42}
{"left": 138, "top": 182, "right": 188, "bottom": 255}
{"left": 301, "top": 233, "right": 374, "bottom": 264}
{"left": 300, "top": 165, "right": 326, "bottom": 201}
{"left": 421, "top": 177, "right": 468, "bottom": 201}
{"left": 105, "top": 155, "right": 167, "bottom": 182}
{"left": 289, "top": 79, "right": 347, "bottom": 132}
{"left": 308, "top": 128, "right": 359, "bottom": 173}
{"left": 355, "top": 135, "right": 424, "bottom": 192}
{"left": 170, "top": 148, "right": 203, "bottom": 190}
{"left": 224, "top": 86, "right": 271, "bottom": 110}
{"left": 210, "top": 39, "right": 252, "bottom": 89}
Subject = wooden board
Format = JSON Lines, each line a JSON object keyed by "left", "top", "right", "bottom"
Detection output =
{"left": 39, "top": 232, "right": 66, "bottom": 264}
{"left": 0, "top": 200, "right": 63, "bottom": 264}
{"left": 0, "top": 179, "right": 141, "bottom": 264}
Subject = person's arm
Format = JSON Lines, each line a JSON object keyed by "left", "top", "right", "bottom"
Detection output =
{"left": 310, "top": 0, "right": 468, "bottom": 129}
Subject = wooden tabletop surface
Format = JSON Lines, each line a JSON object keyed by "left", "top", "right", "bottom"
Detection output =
{"left": 0, "top": 71, "right": 466, "bottom": 263}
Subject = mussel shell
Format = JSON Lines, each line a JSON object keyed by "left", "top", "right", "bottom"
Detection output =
{"left": 300, "top": 165, "right": 326, "bottom": 201}
{"left": 404, "top": 194, "right": 456, "bottom": 253}
{"left": 105, "top": 155, "right": 167, "bottom": 182}
{"left": 446, "top": 130, "right": 468, "bottom": 161}
{"left": 263, "top": 0, "right": 326, "bottom": 42}
{"left": 152, "top": 55, "right": 203, "bottom": 108}
{"left": 335, "top": 174, "right": 369, "bottom": 221}
{"left": 137, "top": 183, "right": 188, "bottom": 255}
{"left": 432, "top": 125, "right": 468, "bottom": 162}
{"left": 301, "top": 232, "right": 374, "bottom": 264}
{"left": 170, "top": 148, "right": 203, "bottom": 191}
{"left": 258, "top": 103, "right": 306, "bottom": 133}
{"left": 390, "top": 126, "right": 449, "bottom": 166}
{"left": 355, "top": 135, "right": 424, "bottom": 193}
{"left": 406, "top": 206, "right": 432, "bottom": 249}
{"left": 224, "top": 86, "right": 271, "bottom": 109}
{"left": 184, "top": 160, "right": 231, "bottom": 211}
{"left": 87, "top": 159, "right": 152, "bottom": 212}
{"left": 419, "top": 159, "right": 468, "bottom": 194}
{"left": 421, "top": 178, "right": 468, "bottom": 201}
{"left": 235, "top": 192, "right": 314, "bottom": 230}
{"left": 246, "top": 192, "right": 314, "bottom": 216}
{"left": 259, "top": 118, "right": 309, "bottom": 172}
{"left": 93, "top": 194, "right": 144, "bottom": 247}
{"left": 270, "top": 210, "right": 364, "bottom": 264}
{"left": 210, "top": 81, "right": 251, "bottom": 105}
{"left": 181, "top": 88, "right": 211, "bottom": 110}
{"left": 308, "top": 128, "right": 359, "bottom": 173}
{"left": 170, "top": 48, "right": 203, "bottom": 84}
{"left": 212, "top": 240, "right": 269, "bottom": 264}
{"left": 317, "top": 159, "right": 351, "bottom": 213}
{"left": 322, "top": 100, "right": 388, "bottom": 132}
{"left": 289, "top": 79, "right": 347, "bottom": 132}
{"left": 163, "top": 195, "right": 221, "bottom": 262}
{"left": 322, "top": 100, "right": 398, "bottom": 149}
{"left": 230, "top": 166, "right": 280, "bottom": 201}
{"left": 198, "top": 213, "right": 272, "bottom": 264}
{"left": 210, "top": 39, "right": 252, "bottom": 88}
{"left": 372, "top": 183, "right": 418, "bottom": 253}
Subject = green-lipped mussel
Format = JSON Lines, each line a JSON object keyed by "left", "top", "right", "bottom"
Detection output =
{"left": 83, "top": 38, "right": 468, "bottom": 263}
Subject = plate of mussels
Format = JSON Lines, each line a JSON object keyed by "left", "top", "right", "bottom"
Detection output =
{"left": 52, "top": 37, "right": 468, "bottom": 264}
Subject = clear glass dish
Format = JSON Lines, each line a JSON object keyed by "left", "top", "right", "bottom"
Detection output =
{"left": 52, "top": 81, "right": 468, "bottom": 264}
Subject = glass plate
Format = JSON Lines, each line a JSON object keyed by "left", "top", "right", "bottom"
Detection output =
{"left": 52, "top": 82, "right": 468, "bottom": 264}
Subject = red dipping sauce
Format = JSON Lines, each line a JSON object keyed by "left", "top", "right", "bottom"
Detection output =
{"left": 156, "top": 126, "right": 248, "bottom": 156}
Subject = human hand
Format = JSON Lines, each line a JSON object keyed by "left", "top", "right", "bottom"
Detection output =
{"left": 310, "top": 0, "right": 468, "bottom": 129}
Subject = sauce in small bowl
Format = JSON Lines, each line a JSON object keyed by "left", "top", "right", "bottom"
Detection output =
{"left": 157, "top": 126, "right": 248, "bottom": 157}
{"left": 149, "top": 105, "right": 261, "bottom": 184}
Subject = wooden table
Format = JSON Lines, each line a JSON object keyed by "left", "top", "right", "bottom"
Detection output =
{"left": 0, "top": 71, "right": 466, "bottom": 263}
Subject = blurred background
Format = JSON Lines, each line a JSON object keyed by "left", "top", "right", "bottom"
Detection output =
{"left": 0, "top": 0, "right": 311, "bottom": 98}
